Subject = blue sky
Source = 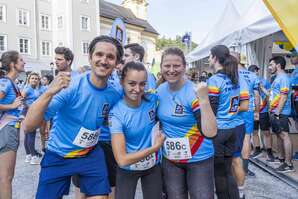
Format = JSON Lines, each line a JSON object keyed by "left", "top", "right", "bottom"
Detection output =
{"left": 105, "top": 0, "right": 254, "bottom": 43}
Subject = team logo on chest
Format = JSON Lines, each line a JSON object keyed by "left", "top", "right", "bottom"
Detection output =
{"left": 148, "top": 109, "right": 155, "bottom": 122}
{"left": 102, "top": 103, "right": 110, "bottom": 126}
{"left": 101, "top": 103, "right": 110, "bottom": 116}
{"left": 173, "top": 104, "right": 184, "bottom": 116}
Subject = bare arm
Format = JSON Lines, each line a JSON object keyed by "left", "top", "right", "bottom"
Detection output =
{"left": 195, "top": 82, "right": 217, "bottom": 138}
{"left": 23, "top": 91, "right": 55, "bottom": 132}
{"left": 111, "top": 132, "right": 164, "bottom": 167}
{"left": 260, "top": 85, "right": 270, "bottom": 96}
{"left": 275, "top": 94, "right": 288, "bottom": 115}
{"left": 239, "top": 99, "right": 249, "bottom": 112}
{"left": 254, "top": 90, "right": 260, "bottom": 113}
{"left": 0, "top": 92, "right": 23, "bottom": 111}
{"left": 23, "top": 72, "right": 71, "bottom": 132}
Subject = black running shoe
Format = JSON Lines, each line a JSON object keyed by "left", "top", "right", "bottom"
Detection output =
{"left": 276, "top": 163, "right": 295, "bottom": 173}
{"left": 251, "top": 150, "right": 263, "bottom": 158}
{"left": 246, "top": 169, "right": 256, "bottom": 177}
{"left": 266, "top": 156, "right": 280, "bottom": 164}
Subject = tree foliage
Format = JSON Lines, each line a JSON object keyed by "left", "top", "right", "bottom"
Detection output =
{"left": 156, "top": 35, "right": 198, "bottom": 51}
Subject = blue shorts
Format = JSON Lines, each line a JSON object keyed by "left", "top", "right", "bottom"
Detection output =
{"left": 232, "top": 124, "right": 245, "bottom": 157}
{"left": 36, "top": 144, "right": 110, "bottom": 199}
{"left": 242, "top": 111, "right": 254, "bottom": 134}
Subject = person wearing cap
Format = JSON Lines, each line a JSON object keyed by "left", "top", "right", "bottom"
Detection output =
{"left": 248, "top": 65, "right": 275, "bottom": 162}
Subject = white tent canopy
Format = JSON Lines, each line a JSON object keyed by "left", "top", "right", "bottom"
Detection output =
{"left": 187, "top": 0, "right": 281, "bottom": 63}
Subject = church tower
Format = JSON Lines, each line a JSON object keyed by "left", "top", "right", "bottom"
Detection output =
{"left": 122, "top": 0, "right": 148, "bottom": 20}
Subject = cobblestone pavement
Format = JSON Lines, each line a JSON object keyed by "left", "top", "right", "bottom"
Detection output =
{"left": 12, "top": 133, "right": 298, "bottom": 199}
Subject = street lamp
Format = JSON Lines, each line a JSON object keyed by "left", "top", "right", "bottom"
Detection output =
{"left": 50, "top": 62, "right": 54, "bottom": 77}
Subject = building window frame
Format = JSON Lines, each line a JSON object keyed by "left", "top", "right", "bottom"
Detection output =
{"left": 40, "top": 40, "right": 51, "bottom": 56}
{"left": 18, "top": 37, "right": 31, "bottom": 55}
{"left": 80, "top": 15, "right": 90, "bottom": 31}
{"left": 16, "top": 8, "right": 30, "bottom": 27}
{"left": 0, "top": 34, "right": 8, "bottom": 52}
{"left": 81, "top": 41, "right": 89, "bottom": 55}
{"left": 0, "top": 4, "right": 7, "bottom": 23}
{"left": 57, "top": 16, "right": 63, "bottom": 29}
{"left": 40, "top": 14, "right": 51, "bottom": 31}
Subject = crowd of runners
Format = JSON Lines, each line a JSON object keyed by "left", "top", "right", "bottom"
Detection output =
{"left": 0, "top": 35, "right": 298, "bottom": 199}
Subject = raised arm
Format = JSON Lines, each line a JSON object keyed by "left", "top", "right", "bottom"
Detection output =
{"left": 195, "top": 82, "right": 217, "bottom": 138}
{"left": 23, "top": 72, "right": 70, "bottom": 132}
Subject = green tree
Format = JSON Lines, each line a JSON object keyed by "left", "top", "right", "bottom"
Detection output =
{"left": 156, "top": 35, "right": 198, "bottom": 51}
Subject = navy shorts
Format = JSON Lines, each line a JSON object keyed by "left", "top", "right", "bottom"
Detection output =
{"left": 72, "top": 141, "right": 117, "bottom": 187}
{"left": 232, "top": 124, "right": 245, "bottom": 157}
{"left": 36, "top": 144, "right": 110, "bottom": 199}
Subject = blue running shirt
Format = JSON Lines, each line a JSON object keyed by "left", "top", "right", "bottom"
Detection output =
{"left": 208, "top": 72, "right": 249, "bottom": 129}
{"left": 109, "top": 93, "right": 160, "bottom": 170}
{"left": 44, "top": 73, "right": 121, "bottom": 157}
{"left": 0, "top": 78, "right": 21, "bottom": 124}
{"left": 269, "top": 73, "right": 291, "bottom": 115}
{"left": 100, "top": 71, "right": 123, "bottom": 142}
{"left": 157, "top": 80, "right": 214, "bottom": 163}
{"left": 238, "top": 69, "right": 260, "bottom": 112}
{"left": 259, "top": 77, "right": 271, "bottom": 113}
{"left": 145, "top": 71, "right": 157, "bottom": 92}
{"left": 22, "top": 85, "right": 44, "bottom": 106}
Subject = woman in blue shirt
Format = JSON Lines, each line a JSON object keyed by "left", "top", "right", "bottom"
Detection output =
{"left": 157, "top": 47, "right": 217, "bottom": 199}
{"left": 21, "top": 72, "right": 44, "bottom": 164}
{"left": 110, "top": 61, "right": 165, "bottom": 199}
{"left": 208, "top": 45, "right": 249, "bottom": 199}
{"left": 0, "top": 50, "right": 25, "bottom": 199}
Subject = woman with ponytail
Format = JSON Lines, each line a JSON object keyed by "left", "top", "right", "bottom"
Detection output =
{"left": 0, "top": 50, "right": 25, "bottom": 199}
{"left": 208, "top": 45, "right": 249, "bottom": 199}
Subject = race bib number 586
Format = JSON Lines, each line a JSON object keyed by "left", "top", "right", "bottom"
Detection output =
{"left": 164, "top": 137, "right": 192, "bottom": 160}
{"left": 130, "top": 153, "right": 156, "bottom": 171}
{"left": 73, "top": 127, "right": 100, "bottom": 148}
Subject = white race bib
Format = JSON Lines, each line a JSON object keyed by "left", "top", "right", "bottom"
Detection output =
{"left": 164, "top": 137, "right": 192, "bottom": 160}
{"left": 73, "top": 127, "right": 100, "bottom": 148}
{"left": 130, "top": 153, "right": 156, "bottom": 171}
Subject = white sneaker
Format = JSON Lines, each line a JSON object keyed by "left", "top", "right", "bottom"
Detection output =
{"left": 30, "top": 156, "right": 41, "bottom": 165}
{"left": 25, "top": 155, "right": 32, "bottom": 163}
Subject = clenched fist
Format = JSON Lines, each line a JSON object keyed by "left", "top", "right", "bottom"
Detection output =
{"left": 194, "top": 82, "right": 209, "bottom": 101}
{"left": 46, "top": 72, "right": 71, "bottom": 96}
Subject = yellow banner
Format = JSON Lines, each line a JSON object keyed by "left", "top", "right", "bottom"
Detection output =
{"left": 263, "top": 0, "right": 298, "bottom": 50}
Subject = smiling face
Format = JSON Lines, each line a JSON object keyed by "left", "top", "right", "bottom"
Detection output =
{"left": 161, "top": 54, "right": 185, "bottom": 85}
{"left": 122, "top": 69, "right": 147, "bottom": 102}
{"left": 89, "top": 42, "right": 118, "bottom": 79}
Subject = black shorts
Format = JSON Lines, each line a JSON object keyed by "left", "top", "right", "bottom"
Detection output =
{"left": 72, "top": 141, "right": 117, "bottom": 187}
{"left": 254, "top": 112, "right": 270, "bottom": 131}
{"left": 270, "top": 114, "right": 290, "bottom": 134}
{"left": 213, "top": 127, "right": 237, "bottom": 157}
